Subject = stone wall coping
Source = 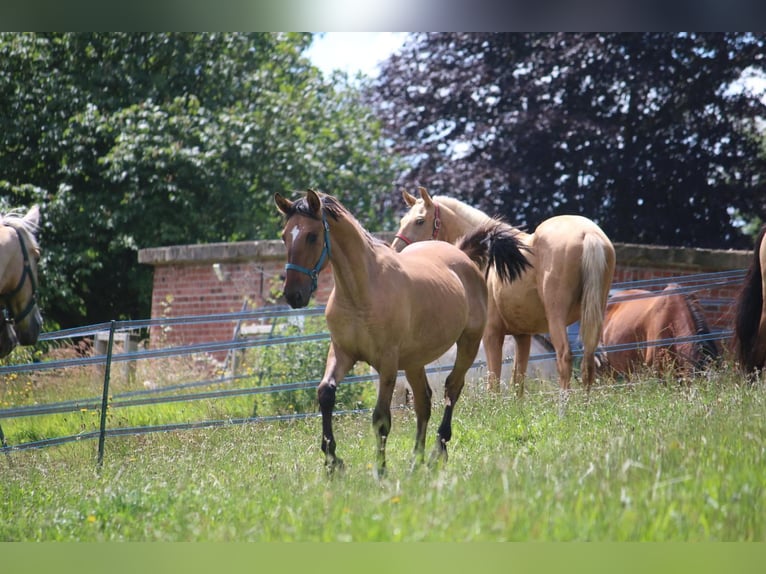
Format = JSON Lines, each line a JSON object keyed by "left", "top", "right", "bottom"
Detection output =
{"left": 138, "top": 239, "right": 286, "bottom": 265}
{"left": 615, "top": 242, "right": 750, "bottom": 271}
{"left": 138, "top": 232, "right": 396, "bottom": 266}
{"left": 138, "top": 235, "right": 752, "bottom": 271}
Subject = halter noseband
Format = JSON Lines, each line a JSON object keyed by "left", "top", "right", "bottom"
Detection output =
{"left": 394, "top": 201, "right": 441, "bottom": 246}
{"left": 284, "top": 209, "right": 331, "bottom": 295}
{"left": 0, "top": 226, "right": 38, "bottom": 325}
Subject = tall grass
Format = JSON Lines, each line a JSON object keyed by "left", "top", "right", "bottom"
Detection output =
{"left": 1, "top": 365, "right": 763, "bottom": 541}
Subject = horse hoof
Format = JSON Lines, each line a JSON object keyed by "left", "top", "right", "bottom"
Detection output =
{"left": 373, "top": 464, "right": 387, "bottom": 480}
{"left": 428, "top": 443, "right": 448, "bottom": 468}
{"left": 325, "top": 457, "right": 345, "bottom": 476}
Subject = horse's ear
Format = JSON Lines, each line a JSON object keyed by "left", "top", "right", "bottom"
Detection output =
{"left": 306, "top": 189, "right": 322, "bottom": 216}
{"left": 274, "top": 192, "right": 294, "bottom": 216}
{"left": 418, "top": 186, "right": 433, "bottom": 207}
{"left": 24, "top": 205, "right": 40, "bottom": 229}
{"left": 402, "top": 188, "right": 418, "bottom": 207}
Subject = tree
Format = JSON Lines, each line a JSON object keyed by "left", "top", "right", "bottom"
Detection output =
{"left": 0, "top": 33, "right": 400, "bottom": 327}
{"left": 368, "top": 33, "right": 766, "bottom": 249}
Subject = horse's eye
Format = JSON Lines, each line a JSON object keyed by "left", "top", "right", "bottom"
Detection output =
{"left": 416, "top": 218, "right": 425, "bottom": 226}
{"left": 307, "top": 233, "right": 318, "bottom": 244}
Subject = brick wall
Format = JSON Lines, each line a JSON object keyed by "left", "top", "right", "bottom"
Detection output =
{"left": 138, "top": 239, "right": 339, "bottom": 347}
{"left": 138, "top": 235, "right": 752, "bottom": 347}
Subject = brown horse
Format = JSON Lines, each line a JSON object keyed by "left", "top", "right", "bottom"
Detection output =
{"left": 275, "top": 189, "right": 529, "bottom": 474}
{"left": 733, "top": 224, "right": 766, "bottom": 377}
{"left": 392, "top": 187, "right": 615, "bottom": 398}
{"left": 601, "top": 284, "right": 720, "bottom": 378}
{"left": 0, "top": 205, "right": 42, "bottom": 357}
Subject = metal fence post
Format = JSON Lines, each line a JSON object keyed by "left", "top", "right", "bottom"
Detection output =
{"left": 96, "top": 320, "right": 116, "bottom": 469}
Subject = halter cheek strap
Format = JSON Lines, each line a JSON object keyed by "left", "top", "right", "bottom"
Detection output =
{"left": 394, "top": 201, "right": 441, "bottom": 246}
{"left": 284, "top": 211, "right": 331, "bottom": 295}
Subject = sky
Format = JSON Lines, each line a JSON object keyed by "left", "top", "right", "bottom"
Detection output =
{"left": 305, "top": 32, "right": 408, "bottom": 78}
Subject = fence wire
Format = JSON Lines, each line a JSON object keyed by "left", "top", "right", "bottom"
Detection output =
{"left": 0, "top": 268, "right": 745, "bottom": 455}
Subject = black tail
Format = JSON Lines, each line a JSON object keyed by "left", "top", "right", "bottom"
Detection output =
{"left": 456, "top": 219, "right": 532, "bottom": 283}
{"left": 735, "top": 224, "right": 766, "bottom": 373}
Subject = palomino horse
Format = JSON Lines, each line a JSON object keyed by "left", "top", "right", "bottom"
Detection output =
{"left": 392, "top": 187, "right": 615, "bottom": 397}
{"left": 275, "top": 189, "right": 529, "bottom": 474}
{"left": 0, "top": 205, "right": 42, "bottom": 358}
{"left": 734, "top": 224, "right": 766, "bottom": 377}
{"left": 601, "top": 284, "right": 720, "bottom": 378}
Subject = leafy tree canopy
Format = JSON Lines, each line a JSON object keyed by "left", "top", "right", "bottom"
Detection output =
{"left": 368, "top": 33, "right": 766, "bottom": 249}
{"left": 0, "top": 33, "right": 400, "bottom": 327}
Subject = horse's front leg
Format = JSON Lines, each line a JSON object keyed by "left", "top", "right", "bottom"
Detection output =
{"left": 372, "top": 363, "right": 399, "bottom": 478}
{"left": 317, "top": 345, "right": 354, "bottom": 473}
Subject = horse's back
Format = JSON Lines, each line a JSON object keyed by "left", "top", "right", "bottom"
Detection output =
{"left": 390, "top": 241, "right": 488, "bottom": 368}
{"left": 400, "top": 240, "right": 486, "bottom": 289}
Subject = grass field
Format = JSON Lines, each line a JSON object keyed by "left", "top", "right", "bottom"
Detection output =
{"left": 1, "top": 362, "right": 763, "bottom": 542}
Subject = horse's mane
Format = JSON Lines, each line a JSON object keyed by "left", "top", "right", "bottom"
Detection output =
{"left": 433, "top": 196, "right": 494, "bottom": 228}
{"left": 681, "top": 291, "right": 720, "bottom": 366}
{"left": 291, "top": 192, "right": 389, "bottom": 250}
{"left": 1, "top": 207, "right": 40, "bottom": 253}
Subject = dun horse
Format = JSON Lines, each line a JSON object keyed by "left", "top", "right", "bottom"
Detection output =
{"left": 0, "top": 205, "right": 42, "bottom": 358}
{"left": 733, "top": 224, "right": 766, "bottom": 377}
{"left": 392, "top": 187, "right": 615, "bottom": 397}
{"left": 601, "top": 284, "right": 720, "bottom": 378}
{"left": 275, "top": 189, "right": 529, "bottom": 474}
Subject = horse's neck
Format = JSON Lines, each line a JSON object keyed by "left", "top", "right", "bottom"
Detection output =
{"left": 437, "top": 198, "right": 528, "bottom": 243}
{"left": 436, "top": 201, "right": 484, "bottom": 242}
{"left": 327, "top": 219, "right": 379, "bottom": 306}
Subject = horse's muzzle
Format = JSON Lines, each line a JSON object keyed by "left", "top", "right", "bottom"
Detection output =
{"left": 285, "top": 287, "right": 310, "bottom": 309}
{"left": 14, "top": 306, "right": 42, "bottom": 346}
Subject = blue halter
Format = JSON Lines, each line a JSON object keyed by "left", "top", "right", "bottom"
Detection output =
{"left": 284, "top": 209, "right": 331, "bottom": 295}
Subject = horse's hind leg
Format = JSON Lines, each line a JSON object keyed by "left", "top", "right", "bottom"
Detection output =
{"left": 546, "top": 317, "right": 573, "bottom": 416}
{"left": 511, "top": 334, "right": 532, "bottom": 398}
{"left": 404, "top": 366, "right": 432, "bottom": 469}
{"left": 483, "top": 324, "right": 505, "bottom": 392}
{"left": 432, "top": 333, "right": 481, "bottom": 464}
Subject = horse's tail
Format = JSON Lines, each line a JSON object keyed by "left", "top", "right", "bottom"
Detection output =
{"left": 735, "top": 224, "right": 766, "bottom": 373}
{"left": 455, "top": 219, "right": 531, "bottom": 282}
{"left": 579, "top": 233, "right": 612, "bottom": 354}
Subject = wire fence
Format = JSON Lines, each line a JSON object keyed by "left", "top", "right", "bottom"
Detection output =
{"left": 0, "top": 268, "right": 745, "bottom": 461}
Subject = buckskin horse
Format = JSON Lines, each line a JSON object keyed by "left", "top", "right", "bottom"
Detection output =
{"left": 733, "top": 224, "right": 766, "bottom": 378}
{"left": 392, "top": 187, "right": 615, "bottom": 399}
{"left": 275, "top": 189, "right": 529, "bottom": 474}
{"left": 601, "top": 284, "right": 720, "bottom": 378}
{"left": 0, "top": 205, "right": 43, "bottom": 358}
